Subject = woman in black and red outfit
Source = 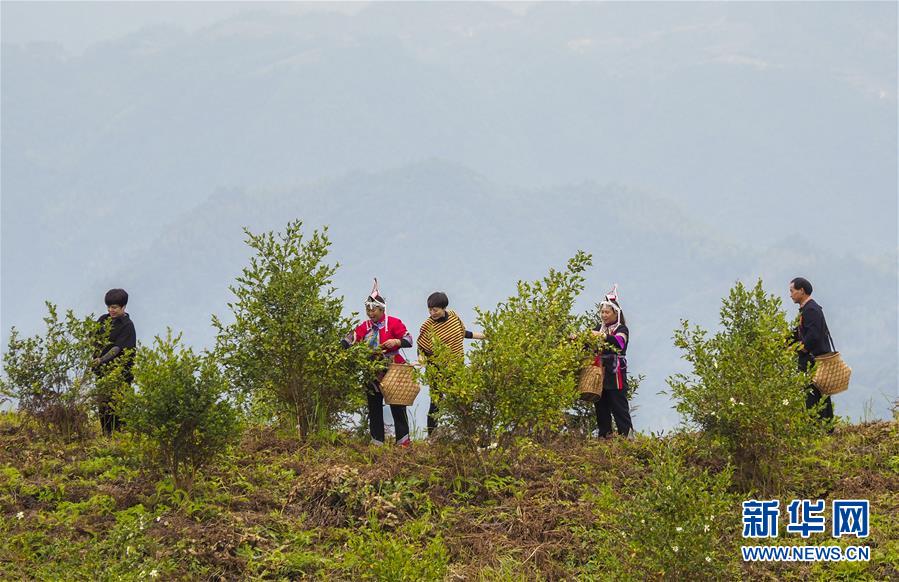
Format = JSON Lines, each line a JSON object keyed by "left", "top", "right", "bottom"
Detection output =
{"left": 591, "top": 286, "right": 633, "bottom": 438}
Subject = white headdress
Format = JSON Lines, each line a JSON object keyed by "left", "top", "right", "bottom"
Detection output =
{"left": 365, "top": 278, "right": 388, "bottom": 332}
{"left": 599, "top": 284, "right": 622, "bottom": 326}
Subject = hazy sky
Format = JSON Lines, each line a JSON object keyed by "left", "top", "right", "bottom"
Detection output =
{"left": 2, "top": 2, "right": 370, "bottom": 53}
{"left": 3, "top": 2, "right": 545, "bottom": 55}
{"left": 2, "top": 1, "right": 896, "bottom": 429}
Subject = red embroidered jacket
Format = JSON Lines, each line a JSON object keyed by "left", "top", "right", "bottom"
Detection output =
{"left": 346, "top": 315, "right": 413, "bottom": 364}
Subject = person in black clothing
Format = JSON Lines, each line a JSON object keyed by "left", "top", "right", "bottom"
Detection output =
{"left": 590, "top": 286, "right": 634, "bottom": 438}
{"left": 790, "top": 277, "right": 834, "bottom": 423}
{"left": 91, "top": 288, "right": 136, "bottom": 436}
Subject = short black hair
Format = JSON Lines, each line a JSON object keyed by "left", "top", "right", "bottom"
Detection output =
{"left": 104, "top": 288, "right": 129, "bottom": 307}
{"left": 790, "top": 277, "right": 813, "bottom": 295}
{"left": 427, "top": 292, "right": 449, "bottom": 309}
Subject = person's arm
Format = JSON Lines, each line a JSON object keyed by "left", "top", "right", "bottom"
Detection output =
{"left": 382, "top": 319, "right": 412, "bottom": 350}
{"left": 590, "top": 322, "right": 606, "bottom": 340}
{"left": 601, "top": 328, "right": 628, "bottom": 355}
{"left": 802, "top": 307, "right": 825, "bottom": 355}
{"left": 457, "top": 314, "right": 484, "bottom": 340}
{"left": 97, "top": 346, "right": 122, "bottom": 365}
{"left": 382, "top": 336, "right": 412, "bottom": 350}
{"left": 340, "top": 326, "right": 359, "bottom": 349}
{"left": 96, "top": 319, "right": 136, "bottom": 365}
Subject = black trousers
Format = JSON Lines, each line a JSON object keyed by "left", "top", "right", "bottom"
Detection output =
{"left": 94, "top": 367, "right": 129, "bottom": 436}
{"left": 367, "top": 383, "right": 409, "bottom": 443}
{"left": 594, "top": 387, "right": 632, "bottom": 437}
{"left": 97, "top": 395, "right": 123, "bottom": 436}
{"left": 425, "top": 365, "right": 444, "bottom": 436}
{"left": 427, "top": 401, "right": 439, "bottom": 435}
{"left": 805, "top": 385, "right": 834, "bottom": 422}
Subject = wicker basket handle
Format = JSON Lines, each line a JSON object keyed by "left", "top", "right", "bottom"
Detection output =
{"left": 823, "top": 320, "right": 836, "bottom": 352}
{"left": 398, "top": 348, "right": 423, "bottom": 368}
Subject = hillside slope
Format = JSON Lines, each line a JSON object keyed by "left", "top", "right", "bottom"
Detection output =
{"left": 1, "top": 414, "right": 896, "bottom": 580}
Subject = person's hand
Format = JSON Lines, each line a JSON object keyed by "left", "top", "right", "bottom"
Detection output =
{"left": 381, "top": 339, "right": 401, "bottom": 350}
{"left": 91, "top": 357, "right": 101, "bottom": 367}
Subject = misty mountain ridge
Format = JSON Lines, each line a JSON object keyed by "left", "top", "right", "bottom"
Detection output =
{"left": 3, "top": 3, "right": 894, "bottom": 256}
{"left": 2, "top": 4, "right": 895, "bottom": 430}
{"left": 95, "top": 160, "right": 896, "bottom": 430}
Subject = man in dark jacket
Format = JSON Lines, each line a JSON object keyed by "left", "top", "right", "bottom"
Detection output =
{"left": 790, "top": 277, "right": 833, "bottom": 423}
{"left": 92, "top": 288, "right": 137, "bottom": 435}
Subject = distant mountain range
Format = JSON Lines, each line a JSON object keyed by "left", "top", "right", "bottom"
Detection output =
{"left": 104, "top": 161, "right": 897, "bottom": 430}
{"left": 2, "top": 3, "right": 895, "bottom": 428}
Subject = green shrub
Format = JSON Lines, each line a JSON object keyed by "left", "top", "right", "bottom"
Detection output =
{"left": 338, "top": 516, "right": 449, "bottom": 581}
{"left": 0, "top": 303, "right": 123, "bottom": 439}
{"left": 425, "top": 252, "right": 596, "bottom": 446}
{"left": 0, "top": 465, "right": 39, "bottom": 506}
{"left": 122, "top": 331, "right": 239, "bottom": 488}
{"left": 614, "top": 443, "right": 737, "bottom": 580}
{"left": 213, "top": 220, "right": 378, "bottom": 438}
{"left": 667, "top": 280, "right": 820, "bottom": 492}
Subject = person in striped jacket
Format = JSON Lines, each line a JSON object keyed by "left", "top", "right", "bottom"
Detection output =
{"left": 417, "top": 292, "right": 485, "bottom": 436}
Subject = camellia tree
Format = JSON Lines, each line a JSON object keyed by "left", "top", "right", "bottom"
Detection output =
{"left": 213, "top": 221, "right": 377, "bottom": 438}
{"left": 1, "top": 303, "right": 125, "bottom": 439}
{"left": 425, "top": 251, "right": 597, "bottom": 447}
{"left": 613, "top": 443, "right": 737, "bottom": 580}
{"left": 667, "top": 280, "right": 821, "bottom": 493}
{"left": 122, "top": 331, "right": 238, "bottom": 488}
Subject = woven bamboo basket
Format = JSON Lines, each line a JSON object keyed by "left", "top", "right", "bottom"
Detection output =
{"left": 813, "top": 352, "right": 851, "bottom": 395}
{"left": 578, "top": 363, "right": 604, "bottom": 402}
{"left": 380, "top": 362, "right": 420, "bottom": 406}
